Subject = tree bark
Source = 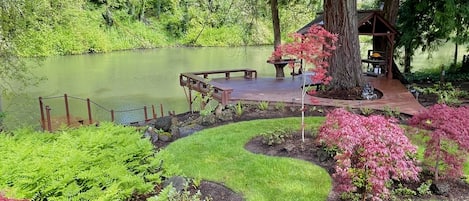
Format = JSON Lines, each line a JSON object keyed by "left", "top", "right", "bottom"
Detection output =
{"left": 271, "top": 0, "right": 281, "bottom": 52}
{"left": 404, "top": 45, "right": 412, "bottom": 73}
{"left": 324, "top": 0, "right": 363, "bottom": 89}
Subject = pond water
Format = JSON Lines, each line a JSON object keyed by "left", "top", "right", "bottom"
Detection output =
{"left": 2, "top": 44, "right": 467, "bottom": 129}
{"left": 3, "top": 46, "right": 277, "bottom": 129}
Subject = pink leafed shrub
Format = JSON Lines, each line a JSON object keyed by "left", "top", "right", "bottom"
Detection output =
{"left": 317, "top": 108, "right": 421, "bottom": 200}
{"left": 271, "top": 25, "right": 338, "bottom": 90}
{"left": 408, "top": 104, "right": 469, "bottom": 180}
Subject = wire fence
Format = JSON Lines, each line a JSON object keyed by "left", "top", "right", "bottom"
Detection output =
{"left": 39, "top": 94, "right": 167, "bottom": 132}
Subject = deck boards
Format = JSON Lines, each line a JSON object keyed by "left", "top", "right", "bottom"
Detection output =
{"left": 210, "top": 76, "right": 425, "bottom": 115}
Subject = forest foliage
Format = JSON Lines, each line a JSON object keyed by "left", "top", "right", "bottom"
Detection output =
{"left": 3, "top": 0, "right": 321, "bottom": 57}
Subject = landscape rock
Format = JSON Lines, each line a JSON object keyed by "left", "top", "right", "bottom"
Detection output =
{"left": 178, "top": 124, "right": 205, "bottom": 138}
{"left": 200, "top": 114, "right": 217, "bottom": 126}
{"left": 163, "top": 176, "right": 187, "bottom": 193}
{"left": 217, "top": 110, "right": 234, "bottom": 122}
{"left": 152, "top": 116, "right": 172, "bottom": 131}
{"left": 430, "top": 181, "right": 450, "bottom": 195}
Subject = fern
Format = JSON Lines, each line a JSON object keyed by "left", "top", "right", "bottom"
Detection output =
{"left": 0, "top": 122, "right": 162, "bottom": 200}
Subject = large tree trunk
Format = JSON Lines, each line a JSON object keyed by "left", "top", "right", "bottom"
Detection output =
{"left": 324, "top": 0, "right": 363, "bottom": 89}
{"left": 404, "top": 45, "right": 412, "bottom": 73}
{"left": 271, "top": 0, "right": 281, "bottom": 52}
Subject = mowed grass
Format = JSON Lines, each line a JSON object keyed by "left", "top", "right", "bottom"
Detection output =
{"left": 157, "top": 117, "right": 469, "bottom": 200}
{"left": 157, "top": 117, "right": 331, "bottom": 201}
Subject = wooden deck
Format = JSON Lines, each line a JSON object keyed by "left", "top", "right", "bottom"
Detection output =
{"left": 180, "top": 71, "right": 426, "bottom": 116}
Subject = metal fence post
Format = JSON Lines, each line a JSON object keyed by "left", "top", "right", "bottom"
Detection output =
{"left": 87, "top": 98, "right": 92, "bottom": 124}
{"left": 39, "top": 97, "right": 45, "bottom": 130}
{"left": 45, "top": 105, "right": 52, "bottom": 132}
{"left": 64, "top": 94, "right": 70, "bottom": 126}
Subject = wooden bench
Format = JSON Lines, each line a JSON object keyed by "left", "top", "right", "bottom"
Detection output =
{"left": 191, "top": 69, "right": 257, "bottom": 79}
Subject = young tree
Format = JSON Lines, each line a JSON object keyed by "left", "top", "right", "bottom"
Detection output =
{"left": 323, "top": 0, "right": 363, "bottom": 90}
{"left": 270, "top": 0, "right": 281, "bottom": 51}
{"left": 397, "top": 0, "right": 469, "bottom": 72}
{"left": 271, "top": 25, "right": 337, "bottom": 141}
{"left": 409, "top": 104, "right": 469, "bottom": 181}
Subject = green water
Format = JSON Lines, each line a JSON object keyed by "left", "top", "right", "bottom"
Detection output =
{"left": 3, "top": 44, "right": 467, "bottom": 129}
{"left": 3, "top": 46, "right": 277, "bottom": 129}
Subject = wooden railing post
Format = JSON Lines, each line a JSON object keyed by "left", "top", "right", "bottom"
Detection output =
{"left": 111, "top": 110, "right": 115, "bottom": 122}
{"left": 144, "top": 106, "right": 148, "bottom": 121}
{"left": 160, "top": 104, "right": 164, "bottom": 117}
{"left": 152, "top": 105, "right": 157, "bottom": 119}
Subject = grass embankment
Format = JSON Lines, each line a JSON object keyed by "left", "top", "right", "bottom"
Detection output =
{"left": 158, "top": 117, "right": 331, "bottom": 201}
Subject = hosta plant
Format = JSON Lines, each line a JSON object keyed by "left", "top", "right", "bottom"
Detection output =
{"left": 409, "top": 104, "right": 469, "bottom": 181}
{"left": 317, "top": 108, "right": 420, "bottom": 200}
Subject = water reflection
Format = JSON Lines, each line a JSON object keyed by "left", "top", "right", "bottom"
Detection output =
{"left": 3, "top": 46, "right": 276, "bottom": 129}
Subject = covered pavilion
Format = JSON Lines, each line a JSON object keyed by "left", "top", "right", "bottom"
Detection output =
{"left": 297, "top": 10, "right": 398, "bottom": 79}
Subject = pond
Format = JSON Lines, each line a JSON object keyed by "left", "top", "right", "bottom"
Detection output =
{"left": 2, "top": 46, "right": 278, "bottom": 129}
{"left": 2, "top": 44, "right": 467, "bottom": 129}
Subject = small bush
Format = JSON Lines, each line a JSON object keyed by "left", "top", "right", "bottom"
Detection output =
{"left": 317, "top": 108, "right": 420, "bottom": 200}
{"left": 261, "top": 128, "right": 293, "bottom": 146}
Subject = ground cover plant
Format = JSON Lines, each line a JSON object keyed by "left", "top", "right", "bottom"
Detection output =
{"left": 157, "top": 117, "right": 331, "bottom": 201}
{"left": 0, "top": 123, "right": 162, "bottom": 200}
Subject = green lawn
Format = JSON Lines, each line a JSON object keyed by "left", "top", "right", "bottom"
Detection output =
{"left": 157, "top": 116, "right": 469, "bottom": 200}
{"left": 157, "top": 117, "right": 331, "bottom": 201}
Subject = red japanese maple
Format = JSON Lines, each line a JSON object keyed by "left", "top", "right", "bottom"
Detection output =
{"left": 409, "top": 104, "right": 469, "bottom": 181}
{"left": 271, "top": 25, "right": 338, "bottom": 141}
{"left": 318, "top": 108, "right": 421, "bottom": 200}
{"left": 271, "top": 25, "right": 338, "bottom": 88}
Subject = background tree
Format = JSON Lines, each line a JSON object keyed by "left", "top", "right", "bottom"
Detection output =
{"left": 0, "top": 1, "right": 44, "bottom": 130}
{"left": 397, "top": 0, "right": 469, "bottom": 73}
{"left": 271, "top": 0, "right": 281, "bottom": 51}
{"left": 324, "top": 0, "right": 363, "bottom": 90}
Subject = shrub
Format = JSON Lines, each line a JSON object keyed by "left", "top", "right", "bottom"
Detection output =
{"left": 261, "top": 128, "right": 293, "bottom": 146}
{"left": 408, "top": 104, "right": 469, "bottom": 180}
{"left": 317, "top": 108, "right": 420, "bottom": 200}
{"left": 258, "top": 101, "right": 269, "bottom": 111}
{"left": 0, "top": 123, "right": 162, "bottom": 200}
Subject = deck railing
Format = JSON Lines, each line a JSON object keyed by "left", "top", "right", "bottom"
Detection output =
{"left": 39, "top": 94, "right": 167, "bottom": 132}
{"left": 179, "top": 69, "right": 257, "bottom": 110}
